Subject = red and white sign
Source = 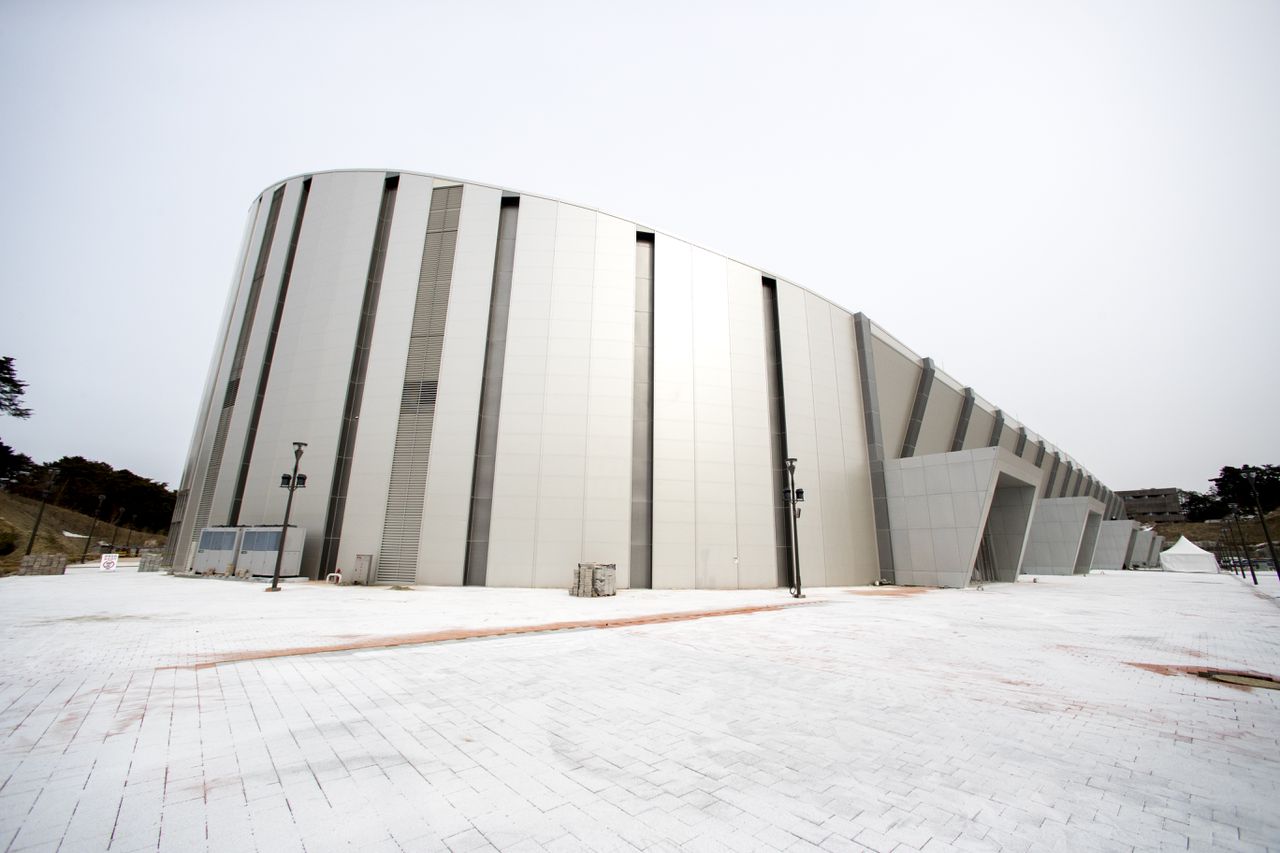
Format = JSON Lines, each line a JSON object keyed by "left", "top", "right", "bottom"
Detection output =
{"left": 100, "top": 553, "right": 119, "bottom": 572}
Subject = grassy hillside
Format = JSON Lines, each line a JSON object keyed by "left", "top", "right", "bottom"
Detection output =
{"left": 0, "top": 491, "right": 166, "bottom": 574}
{"left": 1153, "top": 509, "right": 1280, "bottom": 551}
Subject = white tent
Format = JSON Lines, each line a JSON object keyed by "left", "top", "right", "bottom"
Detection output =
{"left": 1159, "top": 536, "right": 1219, "bottom": 573}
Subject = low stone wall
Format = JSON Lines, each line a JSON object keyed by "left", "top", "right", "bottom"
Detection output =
{"left": 18, "top": 555, "right": 68, "bottom": 576}
{"left": 138, "top": 550, "right": 164, "bottom": 572}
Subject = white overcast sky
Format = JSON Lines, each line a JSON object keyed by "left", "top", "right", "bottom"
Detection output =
{"left": 1, "top": 0, "right": 1276, "bottom": 493}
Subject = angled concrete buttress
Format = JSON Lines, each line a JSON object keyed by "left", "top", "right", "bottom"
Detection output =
{"left": 1022, "top": 496, "right": 1106, "bottom": 575}
{"left": 1128, "top": 529, "right": 1154, "bottom": 568}
{"left": 1092, "top": 520, "right": 1140, "bottom": 570}
{"left": 883, "top": 446, "right": 1041, "bottom": 588}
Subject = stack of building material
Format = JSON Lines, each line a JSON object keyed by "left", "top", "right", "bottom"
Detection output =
{"left": 17, "top": 555, "right": 68, "bottom": 575}
{"left": 137, "top": 550, "right": 164, "bottom": 572}
{"left": 571, "top": 563, "right": 617, "bottom": 597}
{"left": 571, "top": 563, "right": 594, "bottom": 596}
{"left": 592, "top": 564, "right": 616, "bottom": 596}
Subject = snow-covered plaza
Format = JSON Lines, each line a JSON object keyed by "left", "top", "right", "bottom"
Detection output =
{"left": 1, "top": 568, "right": 1278, "bottom": 852}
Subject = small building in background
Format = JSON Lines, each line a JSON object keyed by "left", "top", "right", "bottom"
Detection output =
{"left": 1117, "top": 488, "right": 1184, "bottom": 523}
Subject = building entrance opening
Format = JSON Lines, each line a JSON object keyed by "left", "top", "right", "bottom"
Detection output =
{"left": 969, "top": 473, "right": 1036, "bottom": 585}
{"left": 1074, "top": 511, "right": 1102, "bottom": 574}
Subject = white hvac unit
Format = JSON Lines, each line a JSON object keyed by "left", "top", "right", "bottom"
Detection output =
{"left": 237, "top": 526, "right": 306, "bottom": 578}
{"left": 192, "top": 527, "right": 243, "bottom": 575}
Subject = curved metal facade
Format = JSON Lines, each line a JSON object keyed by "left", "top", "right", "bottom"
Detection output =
{"left": 168, "top": 170, "right": 1123, "bottom": 588}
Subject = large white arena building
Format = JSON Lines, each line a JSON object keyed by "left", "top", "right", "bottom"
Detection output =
{"left": 166, "top": 169, "right": 1142, "bottom": 589}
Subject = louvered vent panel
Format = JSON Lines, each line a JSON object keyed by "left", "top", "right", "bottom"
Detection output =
{"left": 376, "top": 186, "right": 462, "bottom": 584}
{"left": 162, "top": 489, "right": 190, "bottom": 568}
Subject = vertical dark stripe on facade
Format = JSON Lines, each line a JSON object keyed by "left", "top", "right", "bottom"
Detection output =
{"left": 853, "top": 312, "right": 894, "bottom": 584}
{"left": 169, "top": 196, "right": 267, "bottom": 569}
{"left": 318, "top": 174, "right": 400, "bottom": 577}
{"left": 229, "top": 178, "right": 312, "bottom": 526}
{"left": 160, "top": 489, "right": 189, "bottom": 567}
{"left": 1059, "top": 463, "right": 1074, "bottom": 498}
{"left": 190, "top": 185, "right": 286, "bottom": 540}
{"left": 463, "top": 197, "right": 519, "bottom": 586}
{"left": 377, "top": 185, "right": 463, "bottom": 584}
{"left": 987, "top": 410, "right": 1005, "bottom": 448}
{"left": 1015, "top": 426, "right": 1028, "bottom": 457}
{"left": 629, "top": 233, "right": 655, "bottom": 589}
{"left": 763, "top": 280, "right": 795, "bottom": 586}
{"left": 1035, "top": 440, "right": 1047, "bottom": 468}
{"left": 899, "top": 357, "right": 935, "bottom": 459}
{"left": 1044, "top": 453, "right": 1061, "bottom": 499}
{"left": 950, "top": 387, "right": 975, "bottom": 452}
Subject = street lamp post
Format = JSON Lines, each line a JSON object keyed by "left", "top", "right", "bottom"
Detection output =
{"left": 1243, "top": 468, "right": 1279, "bottom": 582}
{"left": 268, "top": 442, "right": 307, "bottom": 593}
{"left": 23, "top": 467, "right": 59, "bottom": 557}
{"left": 1215, "top": 524, "right": 1234, "bottom": 576}
{"left": 1229, "top": 508, "right": 1258, "bottom": 585}
{"left": 1233, "top": 530, "right": 1244, "bottom": 578}
{"left": 80, "top": 494, "right": 106, "bottom": 564}
{"left": 784, "top": 457, "right": 804, "bottom": 598}
{"left": 107, "top": 508, "right": 126, "bottom": 552}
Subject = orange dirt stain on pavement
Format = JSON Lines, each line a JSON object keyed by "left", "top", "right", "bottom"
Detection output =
{"left": 169, "top": 601, "right": 819, "bottom": 670}
{"left": 1125, "top": 661, "right": 1280, "bottom": 691}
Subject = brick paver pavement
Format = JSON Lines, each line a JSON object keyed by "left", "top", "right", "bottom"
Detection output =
{"left": 1, "top": 569, "right": 1278, "bottom": 851}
